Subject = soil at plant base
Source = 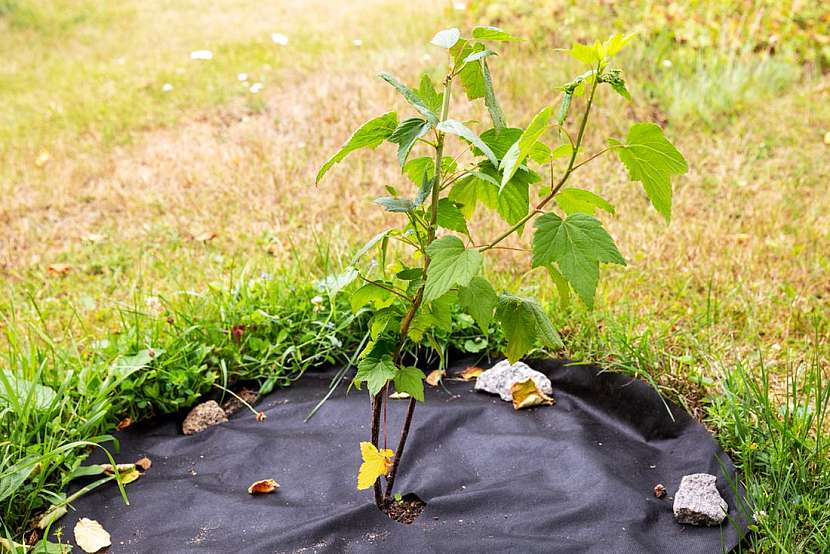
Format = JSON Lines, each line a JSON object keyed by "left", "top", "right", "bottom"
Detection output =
{"left": 384, "top": 496, "right": 426, "bottom": 524}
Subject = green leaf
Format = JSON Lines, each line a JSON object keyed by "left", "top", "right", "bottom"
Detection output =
{"left": 599, "top": 69, "right": 631, "bottom": 101}
{"left": 459, "top": 276, "right": 497, "bottom": 330}
{"left": 394, "top": 366, "right": 425, "bottom": 401}
{"left": 316, "top": 266, "right": 359, "bottom": 294}
{"left": 352, "top": 228, "right": 392, "bottom": 265}
{"left": 436, "top": 119, "right": 498, "bottom": 166}
{"left": 449, "top": 174, "right": 497, "bottom": 218}
{"left": 555, "top": 188, "right": 615, "bottom": 216}
{"left": 374, "top": 196, "right": 415, "bottom": 213}
{"left": 408, "top": 292, "right": 455, "bottom": 341}
{"left": 437, "top": 198, "right": 469, "bottom": 234}
{"left": 414, "top": 169, "right": 433, "bottom": 207}
{"left": 472, "top": 26, "right": 519, "bottom": 42}
{"left": 455, "top": 42, "right": 487, "bottom": 100}
{"left": 0, "top": 371, "right": 56, "bottom": 412}
{"left": 532, "top": 213, "right": 625, "bottom": 307}
{"left": 603, "top": 32, "right": 637, "bottom": 57}
{"left": 423, "top": 236, "right": 483, "bottom": 302}
{"left": 388, "top": 117, "right": 432, "bottom": 166}
{"left": 482, "top": 61, "right": 507, "bottom": 129}
{"left": 369, "top": 308, "right": 400, "bottom": 340}
{"left": 497, "top": 177, "right": 529, "bottom": 226}
{"left": 556, "top": 91, "right": 573, "bottom": 126}
{"left": 403, "top": 156, "right": 457, "bottom": 185}
{"left": 545, "top": 265, "right": 572, "bottom": 308}
{"left": 570, "top": 42, "right": 601, "bottom": 66}
{"left": 418, "top": 74, "right": 443, "bottom": 113}
{"left": 379, "top": 73, "right": 439, "bottom": 124}
{"left": 609, "top": 123, "right": 688, "bottom": 222}
{"left": 316, "top": 112, "right": 397, "bottom": 184}
{"left": 351, "top": 283, "right": 397, "bottom": 313}
{"left": 430, "top": 28, "right": 461, "bottom": 49}
{"left": 495, "top": 294, "right": 562, "bottom": 363}
{"left": 354, "top": 356, "right": 397, "bottom": 395}
{"left": 500, "top": 107, "right": 553, "bottom": 189}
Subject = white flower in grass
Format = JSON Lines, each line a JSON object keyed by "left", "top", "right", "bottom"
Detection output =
{"left": 661, "top": 59, "right": 673, "bottom": 68}
{"left": 352, "top": 39, "right": 363, "bottom": 47}
{"left": 238, "top": 72, "right": 248, "bottom": 82}
{"left": 453, "top": 1, "right": 466, "bottom": 10}
{"left": 249, "top": 82, "right": 264, "bottom": 94}
{"left": 161, "top": 83, "right": 174, "bottom": 92}
{"left": 190, "top": 50, "right": 213, "bottom": 60}
{"left": 271, "top": 33, "right": 289, "bottom": 46}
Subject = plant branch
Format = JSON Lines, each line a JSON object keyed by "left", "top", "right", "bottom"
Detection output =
{"left": 479, "top": 72, "right": 601, "bottom": 252}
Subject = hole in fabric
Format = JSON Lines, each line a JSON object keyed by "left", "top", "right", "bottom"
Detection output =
{"left": 384, "top": 493, "right": 426, "bottom": 524}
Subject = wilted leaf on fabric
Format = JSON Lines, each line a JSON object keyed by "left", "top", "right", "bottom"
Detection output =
{"left": 135, "top": 457, "right": 152, "bottom": 471}
{"left": 116, "top": 417, "right": 133, "bottom": 431}
{"left": 248, "top": 479, "right": 280, "bottom": 494}
{"left": 426, "top": 369, "right": 445, "bottom": 387}
{"left": 74, "top": 518, "right": 111, "bottom": 553}
{"left": 457, "top": 367, "right": 484, "bottom": 381}
{"left": 357, "top": 442, "right": 394, "bottom": 490}
{"left": 511, "top": 378, "right": 555, "bottom": 410}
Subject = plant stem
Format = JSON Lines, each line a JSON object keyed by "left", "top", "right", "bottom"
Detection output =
{"left": 479, "top": 73, "right": 600, "bottom": 252}
{"left": 383, "top": 74, "right": 454, "bottom": 503}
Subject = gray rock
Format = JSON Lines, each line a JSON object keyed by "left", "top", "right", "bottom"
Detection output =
{"left": 474, "top": 360, "right": 553, "bottom": 402}
{"left": 673, "top": 473, "right": 728, "bottom": 526}
{"left": 182, "top": 400, "right": 228, "bottom": 435}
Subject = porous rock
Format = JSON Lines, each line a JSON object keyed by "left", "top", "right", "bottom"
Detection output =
{"left": 474, "top": 360, "right": 552, "bottom": 402}
{"left": 673, "top": 473, "right": 728, "bottom": 526}
{"left": 182, "top": 400, "right": 228, "bottom": 435}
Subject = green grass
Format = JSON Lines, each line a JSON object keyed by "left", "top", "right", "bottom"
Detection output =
{"left": 2, "top": 0, "right": 829, "bottom": 550}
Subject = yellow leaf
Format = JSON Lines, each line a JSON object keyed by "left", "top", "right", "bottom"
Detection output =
{"left": 247, "top": 479, "right": 280, "bottom": 494}
{"left": 356, "top": 441, "right": 394, "bottom": 490}
{"left": 425, "top": 369, "right": 445, "bottom": 387}
{"left": 511, "top": 378, "right": 555, "bottom": 410}
{"left": 74, "top": 518, "right": 111, "bottom": 553}
{"left": 457, "top": 366, "right": 483, "bottom": 381}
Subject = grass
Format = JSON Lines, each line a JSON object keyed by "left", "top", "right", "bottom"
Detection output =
{"left": 1, "top": 0, "right": 829, "bottom": 550}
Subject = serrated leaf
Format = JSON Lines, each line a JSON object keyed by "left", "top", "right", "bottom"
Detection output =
{"left": 316, "top": 112, "right": 397, "bottom": 184}
{"left": 532, "top": 213, "right": 625, "bottom": 307}
{"left": 374, "top": 196, "right": 415, "bottom": 213}
{"left": 459, "top": 276, "right": 497, "bottom": 330}
{"left": 603, "top": 32, "right": 637, "bottom": 57}
{"left": 497, "top": 175, "right": 530, "bottom": 226}
{"left": 455, "top": 42, "right": 487, "bottom": 100}
{"left": 430, "top": 28, "right": 461, "bottom": 49}
{"left": 496, "top": 294, "right": 562, "bottom": 363}
{"left": 409, "top": 292, "right": 456, "bottom": 341}
{"left": 354, "top": 356, "right": 397, "bottom": 396}
{"left": 414, "top": 169, "right": 433, "bottom": 207}
{"left": 436, "top": 119, "right": 498, "bottom": 166}
{"left": 472, "top": 26, "right": 519, "bottom": 42}
{"left": 388, "top": 117, "right": 432, "bottom": 166}
{"left": 609, "top": 123, "right": 687, "bottom": 222}
{"left": 500, "top": 107, "right": 553, "bottom": 189}
{"left": 555, "top": 188, "right": 615, "bottom": 216}
{"left": 394, "top": 366, "right": 425, "bottom": 401}
{"left": 423, "top": 236, "right": 482, "bottom": 302}
{"left": 437, "top": 198, "right": 469, "bottom": 234}
{"left": 570, "top": 42, "right": 601, "bottom": 66}
{"left": 418, "top": 73, "right": 443, "bottom": 113}
{"left": 351, "top": 283, "right": 396, "bottom": 313}
{"left": 482, "top": 61, "right": 507, "bottom": 129}
{"left": 379, "top": 73, "right": 439, "bottom": 124}
{"left": 357, "top": 442, "right": 394, "bottom": 490}
{"left": 448, "top": 174, "right": 497, "bottom": 218}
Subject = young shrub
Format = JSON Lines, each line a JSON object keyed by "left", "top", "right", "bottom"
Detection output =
{"left": 316, "top": 27, "right": 687, "bottom": 512}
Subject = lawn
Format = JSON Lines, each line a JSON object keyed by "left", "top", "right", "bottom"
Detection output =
{"left": 1, "top": 0, "right": 829, "bottom": 551}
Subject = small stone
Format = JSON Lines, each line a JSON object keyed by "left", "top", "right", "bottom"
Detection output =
{"left": 474, "top": 360, "right": 552, "bottom": 402}
{"left": 182, "top": 401, "right": 228, "bottom": 435}
{"left": 673, "top": 473, "right": 728, "bottom": 526}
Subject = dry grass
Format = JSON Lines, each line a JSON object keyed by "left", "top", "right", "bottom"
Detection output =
{"left": 1, "top": 0, "right": 828, "bottom": 385}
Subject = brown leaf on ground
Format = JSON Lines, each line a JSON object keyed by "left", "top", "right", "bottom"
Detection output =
{"left": 425, "top": 369, "right": 445, "bottom": 387}
{"left": 457, "top": 366, "right": 484, "bottom": 381}
{"left": 99, "top": 463, "right": 141, "bottom": 484}
{"left": 654, "top": 483, "right": 667, "bottom": 498}
{"left": 135, "top": 457, "right": 152, "bottom": 471}
{"left": 256, "top": 411, "right": 267, "bottom": 422}
{"left": 74, "top": 518, "right": 111, "bottom": 553}
{"left": 192, "top": 231, "right": 217, "bottom": 242}
{"left": 116, "top": 417, "right": 133, "bottom": 431}
{"left": 511, "top": 378, "right": 555, "bottom": 410}
{"left": 47, "top": 263, "right": 71, "bottom": 276}
{"left": 248, "top": 479, "right": 279, "bottom": 495}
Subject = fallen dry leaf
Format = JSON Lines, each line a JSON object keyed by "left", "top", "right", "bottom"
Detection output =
{"left": 74, "top": 518, "right": 111, "bottom": 553}
{"left": 457, "top": 366, "right": 484, "bottom": 381}
{"left": 654, "top": 483, "right": 667, "bottom": 498}
{"left": 193, "top": 231, "right": 217, "bottom": 242}
{"left": 425, "top": 369, "right": 445, "bottom": 387}
{"left": 47, "top": 263, "right": 71, "bottom": 276}
{"left": 511, "top": 378, "right": 555, "bottom": 410}
{"left": 248, "top": 479, "right": 280, "bottom": 494}
{"left": 135, "top": 457, "right": 152, "bottom": 471}
{"left": 116, "top": 417, "right": 132, "bottom": 431}
{"left": 389, "top": 392, "right": 411, "bottom": 399}
{"left": 99, "top": 463, "right": 141, "bottom": 484}
{"left": 256, "top": 411, "right": 267, "bottom": 422}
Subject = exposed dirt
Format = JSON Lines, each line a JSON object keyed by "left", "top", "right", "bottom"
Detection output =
{"left": 383, "top": 495, "right": 426, "bottom": 524}
{"left": 221, "top": 388, "right": 259, "bottom": 417}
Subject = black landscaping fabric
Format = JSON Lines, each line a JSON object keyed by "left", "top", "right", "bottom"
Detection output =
{"left": 55, "top": 359, "right": 748, "bottom": 553}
